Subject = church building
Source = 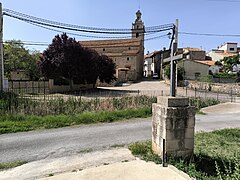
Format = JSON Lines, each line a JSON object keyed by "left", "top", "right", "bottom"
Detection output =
{"left": 80, "top": 10, "right": 145, "bottom": 82}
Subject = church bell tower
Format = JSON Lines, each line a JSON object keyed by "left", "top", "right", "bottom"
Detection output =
{"left": 131, "top": 10, "right": 145, "bottom": 40}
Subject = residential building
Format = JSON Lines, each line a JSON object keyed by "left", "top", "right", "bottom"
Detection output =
{"left": 144, "top": 52, "right": 154, "bottom": 77}
{"left": 80, "top": 10, "right": 145, "bottom": 83}
{"left": 182, "top": 47, "right": 206, "bottom": 60}
{"left": 208, "top": 42, "right": 239, "bottom": 61}
{"left": 178, "top": 60, "right": 210, "bottom": 80}
{"left": 144, "top": 48, "right": 170, "bottom": 79}
{"left": 177, "top": 48, "right": 219, "bottom": 80}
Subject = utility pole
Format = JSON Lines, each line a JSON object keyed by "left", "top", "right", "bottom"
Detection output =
{"left": 0, "top": 2, "right": 4, "bottom": 92}
{"left": 170, "top": 19, "right": 178, "bottom": 97}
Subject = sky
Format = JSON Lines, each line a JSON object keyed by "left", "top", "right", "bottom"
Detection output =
{"left": 1, "top": 0, "right": 240, "bottom": 53}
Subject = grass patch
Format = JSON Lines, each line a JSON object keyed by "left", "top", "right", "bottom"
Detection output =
{"left": 110, "top": 144, "right": 126, "bottom": 148}
{"left": 129, "top": 128, "right": 240, "bottom": 179}
{"left": 0, "top": 92, "right": 156, "bottom": 116}
{"left": 0, "top": 92, "right": 219, "bottom": 134}
{"left": 77, "top": 148, "right": 93, "bottom": 154}
{"left": 190, "top": 98, "right": 220, "bottom": 113}
{"left": 0, "top": 160, "right": 27, "bottom": 171}
{"left": 0, "top": 107, "right": 152, "bottom": 134}
{"left": 196, "top": 111, "right": 206, "bottom": 115}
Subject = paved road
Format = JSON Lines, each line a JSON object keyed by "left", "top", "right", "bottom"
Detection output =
{"left": 1, "top": 112, "right": 240, "bottom": 163}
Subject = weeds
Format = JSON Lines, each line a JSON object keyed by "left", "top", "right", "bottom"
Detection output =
{"left": 189, "top": 98, "right": 220, "bottom": 112}
{"left": 128, "top": 128, "right": 240, "bottom": 179}
{"left": 0, "top": 160, "right": 27, "bottom": 171}
{"left": 0, "top": 92, "right": 157, "bottom": 116}
{"left": 0, "top": 107, "right": 152, "bottom": 134}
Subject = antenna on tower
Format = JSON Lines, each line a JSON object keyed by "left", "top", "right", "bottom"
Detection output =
{"left": 138, "top": 0, "right": 141, "bottom": 10}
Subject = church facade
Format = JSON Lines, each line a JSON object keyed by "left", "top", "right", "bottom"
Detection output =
{"left": 80, "top": 10, "right": 145, "bottom": 82}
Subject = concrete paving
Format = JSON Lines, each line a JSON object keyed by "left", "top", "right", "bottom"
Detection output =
{"left": 0, "top": 148, "right": 191, "bottom": 180}
{"left": 40, "top": 160, "right": 191, "bottom": 180}
{"left": 201, "top": 102, "right": 240, "bottom": 114}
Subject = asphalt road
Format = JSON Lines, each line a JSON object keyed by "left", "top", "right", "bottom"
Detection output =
{"left": 1, "top": 112, "right": 240, "bottom": 163}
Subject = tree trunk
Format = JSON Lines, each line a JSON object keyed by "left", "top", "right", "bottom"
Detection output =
{"left": 69, "top": 79, "right": 74, "bottom": 92}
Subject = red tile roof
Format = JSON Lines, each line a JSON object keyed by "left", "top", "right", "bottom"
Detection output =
{"left": 194, "top": 60, "right": 216, "bottom": 66}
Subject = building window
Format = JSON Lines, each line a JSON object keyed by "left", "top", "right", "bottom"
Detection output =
{"left": 136, "top": 33, "right": 139, "bottom": 38}
{"left": 129, "top": 47, "right": 131, "bottom": 50}
{"left": 127, "top": 57, "right": 130, "bottom": 61}
{"left": 103, "top": 48, "right": 105, "bottom": 51}
{"left": 229, "top": 48, "right": 235, "bottom": 51}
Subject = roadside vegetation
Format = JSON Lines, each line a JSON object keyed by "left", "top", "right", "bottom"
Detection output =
{"left": 0, "top": 91, "right": 219, "bottom": 134}
{"left": 0, "top": 107, "right": 151, "bottom": 134}
{"left": 0, "top": 92, "right": 156, "bottom": 116}
{"left": 0, "top": 160, "right": 28, "bottom": 171}
{"left": 129, "top": 128, "right": 240, "bottom": 180}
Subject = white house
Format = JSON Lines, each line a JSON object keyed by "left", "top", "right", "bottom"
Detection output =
{"left": 208, "top": 42, "right": 239, "bottom": 61}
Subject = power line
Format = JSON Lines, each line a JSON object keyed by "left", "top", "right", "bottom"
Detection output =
{"left": 27, "top": 20, "right": 164, "bottom": 39}
{"left": 3, "top": 8, "right": 174, "bottom": 34}
{"left": 2, "top": 41, "right": 49, "bottom": 46}
{"left": 3, "top": 8, "right": 131, "bottom": 32}
{"left": 4, "top": 12, "right": 173, "bottom": 35}
{"left": 1, "top": 8, "right": 173, "bottom": 49}
{"left": 207, "top": 0, "right": 240, "bottom": 2}
{"left": 179, "top": 31, "right": 240, "bottom": 37}
{"left": 2, "top": 34, "right": 169, "bottom": 47}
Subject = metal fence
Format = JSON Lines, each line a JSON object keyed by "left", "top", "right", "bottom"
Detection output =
{"left": 5, "top": 80, "right": 239, "bottom": 103}
{"left": 8, "top": 80, "right": 49, "bottom": 94}
{"left": 133, "top": 87, "right": 238, "bottom": 103}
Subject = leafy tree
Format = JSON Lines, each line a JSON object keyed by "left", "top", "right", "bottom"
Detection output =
{"left": 220, "top": 54, "right": 240, "bottom": 73}
{"left": 39, "top": 33, "right": 116, "bottom": 88}
{"left": 164, "top": 64, "right": 185, "bottom": 81}
{"left": 3, "top": 40, "right": 41, "bottom": 80}
{"left": 98, "top": 55, "right": 117, "bottom": 84}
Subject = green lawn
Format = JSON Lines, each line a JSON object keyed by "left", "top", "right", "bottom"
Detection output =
{"left": 0, "top": 107, "right": 151, "bottom": 134}
{"left": 129, "top": 128, "right": 240, "bottom": 180}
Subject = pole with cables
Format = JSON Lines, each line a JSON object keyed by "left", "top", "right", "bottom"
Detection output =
{"left": 170, "top": 19, "right": 178, "bottom": 97}
{"left": 0, "top": 2, "right": 4, "bottom": 92}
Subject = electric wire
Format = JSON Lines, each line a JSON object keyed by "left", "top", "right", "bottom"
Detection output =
{"left": 2, "top": 34, "right": 169, "bottom": 47}
{"left": 3, "top": 8, "right": 174, "bottom": 34}
{"left": 179, "top": 32, "right": 240, "bottom": 37}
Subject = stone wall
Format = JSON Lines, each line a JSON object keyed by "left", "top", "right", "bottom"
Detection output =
{"left": 188, "top": 80, "right": 240, "bottom": 94}
{"left": 48, "top": 79, "right": 93, "bottom": 93}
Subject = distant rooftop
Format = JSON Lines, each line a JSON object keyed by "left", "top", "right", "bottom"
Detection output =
{"left": 194, "top": 60, "right": 216, "bottom": 66}
{"left": 183, "top": 47, "right": 204, "bottom": 52}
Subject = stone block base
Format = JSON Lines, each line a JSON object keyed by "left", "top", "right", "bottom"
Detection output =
{"left": 152, "top": 96, "right": 195, "bottom": 158}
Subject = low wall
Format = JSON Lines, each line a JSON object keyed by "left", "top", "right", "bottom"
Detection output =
{"left": 48, "top": 79, "right": 93, "bottom": 93}
{"left": 188, "top": 81, "right": 240, "bottom": 94}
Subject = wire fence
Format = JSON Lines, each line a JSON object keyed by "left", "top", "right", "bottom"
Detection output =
{"left": 5, "top": 80, "right": 239, "bottom": 103}
{"left": 8, "top": 80, "right": 49, "bottom": 94}
{"left": 1, "top": 80, "right": 239, "bottom": 116}
{"left": 136, "top": 87, "right": 238, "bottom": 103}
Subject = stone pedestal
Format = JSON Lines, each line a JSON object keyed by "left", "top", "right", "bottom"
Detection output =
{"left": 152, "top": 96, "right": 195, "bottom": 158}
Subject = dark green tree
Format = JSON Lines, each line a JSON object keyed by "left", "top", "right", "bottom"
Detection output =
{"left": 39, "top": 33, "right": 116, "bottom": 88}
